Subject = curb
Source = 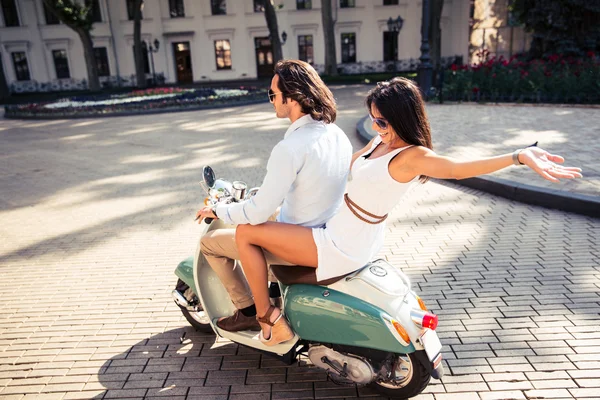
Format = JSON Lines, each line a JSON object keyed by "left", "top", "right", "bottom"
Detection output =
{"left": 356, "top": 115, "right": 600, "bottom": 219}
{"left": 3, "top": 97, "right": 267, "bottom": 120}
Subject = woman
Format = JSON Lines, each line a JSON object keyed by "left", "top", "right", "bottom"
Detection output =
{"left": 235, "top": 77, "right": 582, "bottom": 346}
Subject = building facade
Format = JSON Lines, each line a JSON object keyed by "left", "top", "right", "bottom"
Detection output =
{"left": 0, "top": 0, "right": 470, "bottom": 92}
{"left": 468, "top": 0, "right": 531, "bottom": 63}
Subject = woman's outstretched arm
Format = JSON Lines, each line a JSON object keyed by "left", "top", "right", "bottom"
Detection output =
{"left": 396, "top": 146, "right": 582, "bottom": 183}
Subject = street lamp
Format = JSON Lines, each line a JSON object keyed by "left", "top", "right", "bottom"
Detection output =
{"left": 281, "top": 31, "right": 288, "bottom": 45}
{"left": 146, "top": 38, "right": 160, "bottom": 86}
{"left": 417, "top": 0, "right": 434, "bottom": 99}
{"left": 386, "top": 16, "right": 404, "bottom": 72}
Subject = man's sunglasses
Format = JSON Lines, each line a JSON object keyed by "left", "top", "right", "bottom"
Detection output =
{"left": 369, "top": 114, "right": 389, "bottom": 130}
{"left": 268, "top": 89, "right": 283, "bottom": 102}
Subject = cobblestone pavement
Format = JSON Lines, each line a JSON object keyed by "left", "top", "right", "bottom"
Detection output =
{"left": 0, "top": 86, "right": 599, "bottom": 399}
{"left": 427, "top": 103, "right": 599, "bottom": 198}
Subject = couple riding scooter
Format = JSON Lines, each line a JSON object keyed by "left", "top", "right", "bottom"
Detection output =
{"left": 175, "top": 59, "right": 581, "bottom": 398}
{"left": 175, "top": 60, "right": 444, "bottom": 398}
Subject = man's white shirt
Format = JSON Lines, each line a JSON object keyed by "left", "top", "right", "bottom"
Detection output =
{"left": 215, "top": 114, "right": 353, "bottom": 228}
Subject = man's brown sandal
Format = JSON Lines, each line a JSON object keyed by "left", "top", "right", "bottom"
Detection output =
{"left": 256, "top": 305, "right": 294, "bottom": 346}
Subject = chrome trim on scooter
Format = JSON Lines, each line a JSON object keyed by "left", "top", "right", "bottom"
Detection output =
{"left": 172, "top": 290, "right": 190, "bottom": 308}
{"left": 410, "top": 309, "right": 428, "bottom": 327}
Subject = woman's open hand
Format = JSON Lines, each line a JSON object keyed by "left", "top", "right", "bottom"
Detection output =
{"left": 519, "top": 147, "right": 583, "bottom": 183}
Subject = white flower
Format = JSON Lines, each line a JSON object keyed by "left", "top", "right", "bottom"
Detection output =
{"left": 214, "top": 89, "right": 249, "bottom": 98}
{"left": 43, "top": 88, "right": 251, "bottom": 109}
{"left": 44, "top": 93, "right": 183, "bottom": 109}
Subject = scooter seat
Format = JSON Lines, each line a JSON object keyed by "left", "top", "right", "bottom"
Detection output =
{"left": 270, "top": 265, "right": 347, "bottom": 286}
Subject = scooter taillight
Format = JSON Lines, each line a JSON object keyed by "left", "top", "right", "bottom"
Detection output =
{"left": 411, "top": 309, "right": 438, "bottom": 330}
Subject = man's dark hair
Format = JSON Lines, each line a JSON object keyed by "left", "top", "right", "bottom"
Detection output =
{"left": 366, "top": 77, "right": 433, "bottom": 183}
{"left": 274, "top": 60, "right": 337, "bottom": 124}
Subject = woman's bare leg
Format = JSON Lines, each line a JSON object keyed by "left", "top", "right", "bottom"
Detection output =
{"left": 235, "top": 222, "right": 317, "bottom": 339}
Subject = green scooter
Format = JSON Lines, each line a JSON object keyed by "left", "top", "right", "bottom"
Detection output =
{"left": 172, "top": 166, "right": 444, "bottom": 399}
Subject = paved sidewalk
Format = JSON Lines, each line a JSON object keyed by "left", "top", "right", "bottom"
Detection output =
{"left": 0, "top": 86, "right": 598, "bottom": 399}
{"left": 359, "top": 104, "right": 600, "bottom": 216}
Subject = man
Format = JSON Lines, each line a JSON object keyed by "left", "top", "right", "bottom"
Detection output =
{"left": 195, "top": 59, "right": 352, "bottom": 332}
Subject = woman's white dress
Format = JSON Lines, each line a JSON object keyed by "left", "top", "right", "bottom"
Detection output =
{"left": 312, "top": 136, "right": 417, "bottom": 281}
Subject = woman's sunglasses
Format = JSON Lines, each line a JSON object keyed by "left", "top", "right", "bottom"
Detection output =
{"left": 268, "top": 89, "right": 282, "bottom": 102}
{"left": 369, "top": 114, "right": 389, "bottom": 130}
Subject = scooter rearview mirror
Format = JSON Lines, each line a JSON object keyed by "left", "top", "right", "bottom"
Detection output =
{"left": 202, "top": 165, "right": 216, "bottom": 188}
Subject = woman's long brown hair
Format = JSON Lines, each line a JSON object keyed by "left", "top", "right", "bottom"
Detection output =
{"left": 366, "top": 77, "right": 433, "bottom": 183}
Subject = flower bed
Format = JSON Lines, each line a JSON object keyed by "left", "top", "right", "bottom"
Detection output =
{"left": 4, "top": 86, "right": 266, "bottom": 119}
{"left": 443, "top": 50, "right": 600, "bottom": 104}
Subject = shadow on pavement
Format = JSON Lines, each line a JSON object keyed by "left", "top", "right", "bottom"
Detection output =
{"left": 94, "top": 327, "right": 381, "bottom": 399}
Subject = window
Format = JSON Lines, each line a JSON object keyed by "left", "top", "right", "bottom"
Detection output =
{"left": 214, "top": 40, "right": 232, "bottom": 70}
{"left": 169, "top": 0, "right": 185, "bottom": 17}
{"left": 341, "top": 33, "right": 356, "bottom": 63}
{"left": 211, "top": 0, "right": 226, "bottom": 15}
{"left": 1, "top": 0, "right": 20, "bottom": 26}
{"left": 383, "top": 0, "right": 398, "bottom": 5}
{"left": 132, "top": 42, "right": 150, "bottom": 74}
{"left": 52, "top": 50, "right": 70, "bottom": 79}
{"left": 298, "top": 35, "right": 313, "bottom": 64}
{"left": 126, "top": 0, "right": 143, "bottom": 20}
{"left": 11, "top": 52, "right": 30, "bottom": 81}
{"left": 340, "top": 0, "right": 354, "bottom": 8}
{"left": 253, "top": 0, "right": 264, "bottom": 12}
{"left": 94, "top": 47, "right": 110, "bottom": 76}
{"left": 85, "top": 0, "right": 102, "bottom": 22}
{"left": 296, "top": 0, "right": 311, "bottom": 10}
{"left": 383, "top": 31, "right": 396, "bottom": 61}
{"left": 43, "top": 3, "right": 60, "bottom": 25}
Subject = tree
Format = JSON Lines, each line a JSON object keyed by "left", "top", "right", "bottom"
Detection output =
{"left": 0, "top": 55, "right": 9, "bottom": 101}
{"left": 510, "top": 0, "right": 600, "bottom": 58}
{"left": 321, "top": 0, "right": 338, "bottom": 76}
{"left": 429, "top": 0, "right": 444, "bottom": 73}
{"left": 263, "top": 0, "right": 283, "bottom": 64}
{"left": 42, "top": 0, "right": 100, "bottom": 91}
{"left": 132, "top": 0, "right": 146, "bottom": 88}
{"left": 0, "top": 31, "right": 9, "bottom": 100}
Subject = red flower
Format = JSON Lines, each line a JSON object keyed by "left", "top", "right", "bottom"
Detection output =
{"left": 472, "top": 87, "right": 480, "bottom": 93}
{"left": 544, "top": 71, "right": 552, "bottom": 77}
{"left": 548, "top": 54, "right": 560, "bottom": 63}
{"left": 587, "top": 51, "right": 596, "bottom": 58}
{"left": 520, "top": 70, "right": 529, "bottom": 78}
{"left": 451, "top": 64, "right": 458, "bottom": 71}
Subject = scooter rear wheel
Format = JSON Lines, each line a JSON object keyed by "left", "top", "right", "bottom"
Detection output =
{"left": 370, "top": 352, "right": 431, "bottom": 399}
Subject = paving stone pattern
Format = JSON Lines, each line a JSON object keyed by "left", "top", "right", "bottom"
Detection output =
{"left": 0, "top": 86, "right": 599, "bottom": 399}
{"left": 426, "top": 103, "right": 600, "bottom": 198}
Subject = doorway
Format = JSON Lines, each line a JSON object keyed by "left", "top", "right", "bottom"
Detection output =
{"left": 173, "top": 41, "right": 193, "bottom": 84}
{"left": 254, "top": 37, "right": 274, "bottom": 78}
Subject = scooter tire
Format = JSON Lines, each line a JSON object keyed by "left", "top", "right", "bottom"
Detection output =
{"left": 369, "top": 352, "right": 431, "bottom": 399}
{"left": 178, "top": 305, "right": 215, "bottom": 334}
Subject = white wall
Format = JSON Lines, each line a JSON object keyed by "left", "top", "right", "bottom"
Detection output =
{"left": 0, "top": 0, "right": 470, "bottom": 88}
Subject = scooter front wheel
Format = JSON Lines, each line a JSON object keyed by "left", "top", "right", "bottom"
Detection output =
{"left": 175, "top": 279, "right": 214, "bottom": 334}
{"left": 370, "top": 352, "right": 431, "bottom": 399}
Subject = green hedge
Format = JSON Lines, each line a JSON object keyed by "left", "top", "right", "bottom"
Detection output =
{"left": 442, "top": 51, "right": 600, "bottom": 103}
